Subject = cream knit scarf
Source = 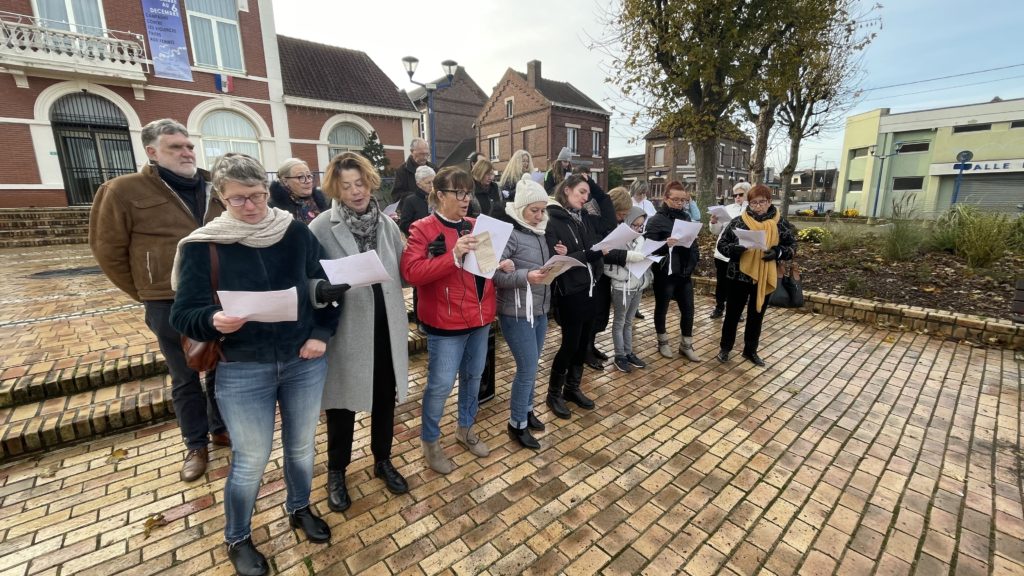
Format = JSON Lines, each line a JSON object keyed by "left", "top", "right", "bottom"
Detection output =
{"left": 171, "top": 207, "right": 294, "bottom": 290}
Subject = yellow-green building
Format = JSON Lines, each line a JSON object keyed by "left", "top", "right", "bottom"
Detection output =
{"left": 835, "top": 98, "right": 1024, "bottom": 218}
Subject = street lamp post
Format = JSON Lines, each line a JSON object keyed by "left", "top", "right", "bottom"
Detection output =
{"left": 869, "top": 142, "right": 903, "bottom": 221}
{"left": 402, "top": 56, "right": 458, "bottom": 165}
{"left": 952, "top": 149, "right": 973, "bottom": 205}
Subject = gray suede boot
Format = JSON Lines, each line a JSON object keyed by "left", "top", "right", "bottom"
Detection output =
{"left": 657, "top": 333, "right": 673, "bottom": 358}
{"left": 679, "top": 336, "right": 702, "bottom": 362}
{"left": 421, "top": 439, "right": 453, "bottom": 474}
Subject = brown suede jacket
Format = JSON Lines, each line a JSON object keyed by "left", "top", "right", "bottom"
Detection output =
{"left": 89, "top": 164, "right": 223, "bottom": 301}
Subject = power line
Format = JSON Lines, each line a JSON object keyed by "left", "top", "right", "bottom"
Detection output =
{"left": 861, "top": 63, "right": 1024, "bottom": 92}
{"left": 861, "top": 73, "right": 1024, "bottom": 102}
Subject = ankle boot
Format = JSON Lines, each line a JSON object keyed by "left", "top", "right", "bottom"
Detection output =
{"left": 421, "top": 439, "right": 453, "bottom": 474}
{"left": 678, "top": 336, "right": 702, "bottom": 362}
{"left": 657, "top": 333, "right": 673, "bottom": 358}
{"left": 546, "top": 370, "right": 571, "bottom": 419}
{"left": 326, "top": 469, "right": 350, "bottom": 512}
{"left": 562, "top": 365, "right": 595, "bottom": 409}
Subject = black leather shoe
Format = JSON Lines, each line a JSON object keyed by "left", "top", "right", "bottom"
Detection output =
{"left": 716, "top": 349, "right": 730, "bottom": 363}
{"left": 227, "top": 537, "right": 268, "bottom": 576}
{"left": 526, "top": 411, "right": 545, "bottom": 431}
{"left": 710, "top": 308, "right": 724, "bottom": 319}
{"left": 591, "top": 346, "right": 609, "bottom": 361}
{"left": 634, "top": 311, "right": 645, "bottom": 320}
{"left": 326, "top": 470, "right": 350, "bottom": 512}
{"left": 583, "top": 351, "right": 604, "bottom": 371}
{"left": 546, "top": 394, "right": 571, "bottom": 419}
{"left": 742, "top": 351, "right": 766, "bottom": 367}
{"left": 508, "top": 424, "right": 541, "bottom": 450}
{"left": 289, "top": 506, "right": 330, "bottom": 543}
{"left": 374, "top": 460, "right": 409, "bottom": 495}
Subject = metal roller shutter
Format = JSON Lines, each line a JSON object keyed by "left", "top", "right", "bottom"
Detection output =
{"left": 956, "top": 174, "right": 1024, "bottom": 214}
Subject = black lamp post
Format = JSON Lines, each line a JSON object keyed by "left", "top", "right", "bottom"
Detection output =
{"left": 869, "top": 141, "right": 903, "bottom": 221}
{"left": 402, "top": 56, "right": 458, "bottom": 164}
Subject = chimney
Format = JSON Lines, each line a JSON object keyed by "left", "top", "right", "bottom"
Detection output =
{"left": 527, "top": 60, "right": 541, "bottom": 88}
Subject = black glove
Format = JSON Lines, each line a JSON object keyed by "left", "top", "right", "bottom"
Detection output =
{"left": 762, "top": 246, "right": 780, "bottom": 261}
{"left": 427, "top": 233, "right": 447, "bottom": 257}
{"left": 315, "top": 282, "right": 350, "bottom": 305}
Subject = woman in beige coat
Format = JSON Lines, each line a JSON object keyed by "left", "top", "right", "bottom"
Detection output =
{"left": 309, "top": 152, "right": 410, "bottom": 514}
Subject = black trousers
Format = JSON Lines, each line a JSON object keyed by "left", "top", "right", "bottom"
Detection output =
{"left": 713, "top": 258, "right": 730, "bottom": 310}
{"left": 719, "top": 281, "right": 769, "bottom": 355}
{"left": 144, "top": 300, "right": 224, "bottom": 450}
{"left": 652, "top": 272, "right": 695, "bottom": 337}
{"left": 552, "top": 291, "right": 596, "bottom": 376}
{"left": 325, "top": 290, "right": 398, "bottom": 471}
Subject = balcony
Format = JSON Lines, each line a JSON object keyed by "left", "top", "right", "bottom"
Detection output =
{"left": 0, "top": 10, "right": 149, "bottom": 82}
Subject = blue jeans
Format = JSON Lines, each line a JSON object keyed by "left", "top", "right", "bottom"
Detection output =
{"left": 421, "top": 326, "right": 490, "bottom": 442}
{"left": 611, "top": 288, "right": 643, "bottom": 357}
{"left": 215, "top": 356, "right": 326, "bottom": 544}
{"left": 499, "top": 314, "right": 546, "bottom": 428}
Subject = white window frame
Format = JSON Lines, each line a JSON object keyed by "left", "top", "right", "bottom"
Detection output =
{"left": 719, "top": 144, "right": 726, "bottom": 166}
{"left": 327, "top": 123, "right": 367, "bottom": 158}
{"left": 731, "top": 147, "right": 737, "bottom": 168}
{"left": 567, "top": 127, "right": 578, "bottom": 155}
{"left": 489, "top": 137, "right": 499, "bottom": 161}
{"left": 34, "top": 0, "right": 108, "bottom": 35}
{"left": 185, "top": 0, "right": 245, "bottom": 72}
{"left": 591, "top": 131, "right": 601, "bottom": 157}
{"left": 895, "top": 141, "right": 930, "bottom": 154}
{"left": 505, "top": 97, "right": 514, "bottom": 119}
{"left": 891, "top": 176, "right": 924, "bottom": 191}
{"left": 653, "top": 145, "right": 666, "bottom": 167}
{"left": 200, "top": 110, "right": 261, "bottom": 167}
{"left": 847, "top": 180, "right": 864, "bottom": 193}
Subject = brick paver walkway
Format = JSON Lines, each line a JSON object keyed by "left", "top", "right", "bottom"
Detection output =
{"left": 1, "top": 247, "right": 1022, "bottom": 575}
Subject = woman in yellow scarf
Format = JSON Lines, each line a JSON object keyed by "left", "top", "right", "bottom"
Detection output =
{"left": 713, "top": 184, "right": 797, "bottom": 367}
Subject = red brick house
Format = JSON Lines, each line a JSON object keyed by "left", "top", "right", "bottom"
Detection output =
{"left": 0, "top": 0, "right": 416, "bottom": 208}
{"left": 476, "top": 60, "right": 610, "bottom": 188}
{"left": 407, "top": 66, "right": 487, "bottom": 167}
{"left": 643, "top": 125, "right": 752, "bottom": 201}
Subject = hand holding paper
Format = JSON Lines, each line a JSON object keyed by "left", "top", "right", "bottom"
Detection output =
{"left": 708, "top": 205, "right": 732, "bottom": 222}
{"left": 218, "top": 287, "right": 298, "bottom": 323}
{"left": 669, "top": 219, "right": 703, "bottom": 248}
{"left": 382, "top": 201, "right": 400, "bottom": 217}
{"left": 538, "top": 255, "right": 585, "bottom": 285}
{"left": 591, "top": 223, "right": 642, "bottom": 252}
{"left": 463, "top": 215, "right": 513, "bottom": 278}
{"left": 735, "top": 229, "right": 768, "bottom": 251}
{"left": 320, "top": 250, "right": 392, "bottom": 289}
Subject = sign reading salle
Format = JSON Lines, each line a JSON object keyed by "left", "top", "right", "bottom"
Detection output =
{"left": 928, "top": 159, "right": 1024, "bottom": 176}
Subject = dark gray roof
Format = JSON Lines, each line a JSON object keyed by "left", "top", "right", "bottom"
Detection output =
{"left": 609, "top": 154, "right": 646, "bottom": 172}
{"left": 408, "top": 67, "right": 487, "bottom": 104}
{"left": 277, "top": 36, "right": 415, "bottom": 112}
{"left": 513, "top": 71, "right": 609, "bottom": 116}
{"left": 440, "top": 138, "right": 479, "bottom": 169}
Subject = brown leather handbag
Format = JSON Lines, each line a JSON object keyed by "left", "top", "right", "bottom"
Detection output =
{"left": 181, "top": 244, "right": 225, "bottom": 372}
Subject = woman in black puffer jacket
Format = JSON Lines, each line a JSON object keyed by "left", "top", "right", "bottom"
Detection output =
{"left": 544, "top": 175, "right": 604, "bottom": 418}
{"left": 644, "top": 181, "right": 701, "bottom": 362}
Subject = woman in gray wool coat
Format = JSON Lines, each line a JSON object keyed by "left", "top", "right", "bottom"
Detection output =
{"left": 309, "top": 152, "right": 410, "bottom": 513}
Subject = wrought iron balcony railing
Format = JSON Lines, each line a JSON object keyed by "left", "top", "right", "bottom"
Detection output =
{"left": 0, "top": 10, "right": 149, "bottom": 80}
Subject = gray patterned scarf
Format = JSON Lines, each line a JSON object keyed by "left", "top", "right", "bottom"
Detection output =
{"left": 339, "top": 198, "right": 380, "bottom": 253}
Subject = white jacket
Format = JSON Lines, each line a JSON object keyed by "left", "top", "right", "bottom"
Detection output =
{"left": 604, "top": 236, "right": 652, "bottom": 293}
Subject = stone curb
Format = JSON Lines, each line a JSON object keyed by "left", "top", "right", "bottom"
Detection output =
{"left": 691, "top": 276, "right": 1024, "bottom": 349}
{"left": 0, "top": 327, "right": 427, "bottom": 461}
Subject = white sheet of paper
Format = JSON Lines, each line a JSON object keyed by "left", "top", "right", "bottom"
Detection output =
{"left": 708, "top": 205, "right": 733, "bottom": 222}
{"left": 217, "top": 287, "right": 298, "bottom": 323}
{"left": 319, "top": 250, "right": 392, "bottom": 289}
{"left": 641, "top": 239, "right": 666, "bottom": 256}
{"left": 735, "top": 229, "right": 769, "bottom": 251}
{"left": 670, "top": 219, "right": 703, "bottom": 248}
{"left": 463, "top": 214, "right": 514, "bottom": 279}
{"left": 382, "top": 201, "right": 399, "bottom": 216}
{"left": 627, "top": 259, "right": 654, "bottom": 279}
{"left": 591, "top": 222, "right": 642, "bottom": 252}
{"left": 538, "top": 255, "right": 586, "bottom": 285}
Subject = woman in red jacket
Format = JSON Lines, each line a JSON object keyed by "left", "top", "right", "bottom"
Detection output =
{"left": 400, "top": 167, "right": 505, "bottom": 474}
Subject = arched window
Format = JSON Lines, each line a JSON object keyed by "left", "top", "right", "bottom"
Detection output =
{"left": 201, "top": 110, "right": 260, "bottom": 166}
{"left": 328, "top": 123, "right": 366, "bottom": 158}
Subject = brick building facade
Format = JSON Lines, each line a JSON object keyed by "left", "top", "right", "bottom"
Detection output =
{"left": 0, "top": 0, "right": 416, "bottom": 207}
{"left": 476, "top": 60, "right": 610, "bottom": 188}
{"left": 643, "top": 126, "right": 752, "bottom": 201}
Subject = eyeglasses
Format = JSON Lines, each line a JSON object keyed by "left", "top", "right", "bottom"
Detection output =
{"left": 440, "top": 189, "right": 472, "bottom": 201}
{"left": 224, "top": 192, "right": 269, "bottom": 207}
{"left": 733, "top": 194, "right": 745, "bottom": 198}
{"left": 284, "top": 174, "right": 314, "bottom": 182}
{"left": 663, "top": 196, "right": 688, "bottom": 204}
{"left": 748, "top": 199, "right": 771, "bottom": 207}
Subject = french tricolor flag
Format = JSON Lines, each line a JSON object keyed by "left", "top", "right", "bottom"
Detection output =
{"left": 215, "top": 74, "right": 233, "bottom": 93}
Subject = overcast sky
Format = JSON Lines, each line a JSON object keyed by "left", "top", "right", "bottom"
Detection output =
{"left": 274, "top": 0, "right": 1023, "bottom": 172}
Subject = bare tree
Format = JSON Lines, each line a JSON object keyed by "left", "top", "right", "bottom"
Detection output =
{"left": 775, "top": 2, "right": 878, "bottom": 215}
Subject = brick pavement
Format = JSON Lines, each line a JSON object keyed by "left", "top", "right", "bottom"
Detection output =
{"left": 1, "top": 273, "right": 1021, "bottom": 575}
